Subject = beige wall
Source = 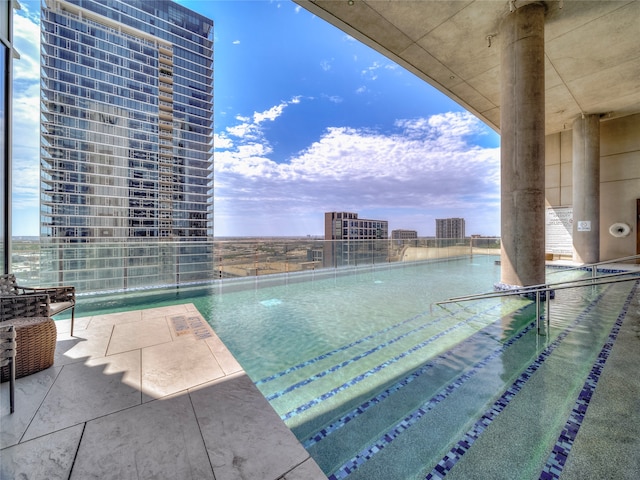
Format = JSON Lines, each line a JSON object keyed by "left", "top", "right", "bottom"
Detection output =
{"left": 401, "top": 246, "right": 471, "bottom": 262}
{"left": 545, "top": 113, "right": 640, "bottom": 261}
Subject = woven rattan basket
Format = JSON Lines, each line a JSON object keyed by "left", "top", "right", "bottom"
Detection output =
{"left": 0, "top": 317, "right": 56, "bottom": 382}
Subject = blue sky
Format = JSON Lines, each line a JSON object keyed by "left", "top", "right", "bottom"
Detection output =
{"left": 12, "top": 0, "right": 501, "bottom": 237}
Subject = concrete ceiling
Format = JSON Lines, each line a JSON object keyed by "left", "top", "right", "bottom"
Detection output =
{"left": 294, "top": 0, "right": 640, "bottom": 135}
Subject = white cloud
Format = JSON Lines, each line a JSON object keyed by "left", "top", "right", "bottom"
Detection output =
{"left": 226, "top": 122, "right": 261, "bottom": 140}
{"left": 12, "top": 6, "right": 42, "bottom": 232}
{"left": 323, "top": 94, "right": 343, "bottom": 104}
{"left": 9, "top": 2, "right": 500, "bottom": 238}
{"left": 359, "top": 61, "right": 400, "bottom": 83}
{"left": 225, "top": 98, "right": 301, "bottom": 143}
{"left": 13, "top": 16, "right": 40, "bottom": 81}
{"left": 213, "top": 111, "right": 500, "bottom": 236}
{"left": 235, "top": 97, "right": 302, "bottom": 128}
{"left": 232, "top": 40, "right": 240, "bottom": 45}
{"left": 253, "top": 102, "right": 287, "bottom": 123}
{"left": 214, "top": 133, "right": 234, "bottom": 150}
{"left": 362, "top": 61, "right": 382, "bottom": 80}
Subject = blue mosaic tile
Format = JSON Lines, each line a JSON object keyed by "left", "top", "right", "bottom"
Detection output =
{"left": 545, "top": 265, "right": 629, "bottom": 275}
{"left": 416, "top": 287, "right": 612, "bottom": 480}
{"left": 327, "top": 307, "right": 579, "bottom": 480}
{"left": 257, "top": 309, "right": 431, "bottom": 386}
{"left": 538, "top": 280, "right": 638, "bottom": 480}
{"left": 314, "top": 271, "right": 637, "bottom": 479}
{"left": 304, "top": 315, "right": 537, "bottom": 450}
{"left": 279, "top": 304, "right": 505, "bottom": 419}
{"left": 267, "top": 303, "right": 503, "bottom": 402}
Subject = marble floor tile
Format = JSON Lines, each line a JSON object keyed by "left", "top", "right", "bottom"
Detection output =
{"left": 1, "top": 304, "right": 326, "bottom": 480}
{"left": 141, "top": 336, "right": 225, "bottom": 400}
{"left": 185, "top": 303, "right": 200, "bottom": 313}
{"left": 0, "top": 366, "right": 61, "bottom": 449}
{"left": 190, "top": 373, "right": 312, "bottom": 480}
{"left": 71, "top": 394, "right": 214, "bottom": 480}
{"left": 54, "top": 316, "right": 91, "bottom": 334}
{"left": 87, "top": 309, "right": 143, "bottom": 329}
{"left": 107, "top": 315, "right": 172, "bottom": 355}
{"left": 205, "top": 332, "right": 243, "bottom": 375}
{"left": 0, "top": 424, "right": 83, "bottom": 480}
{"left": 283, "top": 458, "right": 329, "bottom": 480}
{"left": 23, "top": 350, "right": 141, "bottom": 441}
{"left": 54, "top": 323, "right": 114, "bottom": 366}
{"left": 141, "top": 304, "right": 192, "bottom": 319}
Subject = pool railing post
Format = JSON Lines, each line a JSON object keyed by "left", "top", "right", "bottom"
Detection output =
{"left": 546, "top": 289, "right": 551, "bottom": 330}
{"left": 536, "top": 290, "right": 540, "bottom": 334}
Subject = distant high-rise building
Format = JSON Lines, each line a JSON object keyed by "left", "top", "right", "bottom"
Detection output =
{"left": 436, "top": 218, "right": 466, "bottom": 239}
{"left": 391, "top": 229, "right": 417, "bottom": 241}
{"left": 40, "top": 0, "right": 214, "bottom": 291}
{"left": 324, "top": 212, "right": 388, "bottom": 241}
{"left": 324, "top": 212, "right": 388, "bottom": 267}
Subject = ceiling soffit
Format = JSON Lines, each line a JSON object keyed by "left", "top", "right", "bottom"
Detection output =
{"left": 296, "top": 0, "right": 640, "bottom": 135}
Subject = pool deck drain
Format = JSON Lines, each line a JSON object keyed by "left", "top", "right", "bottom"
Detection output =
{"left": 0, "top": 303, "right": 326, "bottom": 480}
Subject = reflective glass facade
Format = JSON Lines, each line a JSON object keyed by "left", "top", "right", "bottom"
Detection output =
{"left": 1, "top": 0, "right": 14, "bottom": 275}
{"left": 40, "top": 0, "right": 214, "bottom": 292}
{"left": 323, "top": 212, "right": 389, "bottom": 268}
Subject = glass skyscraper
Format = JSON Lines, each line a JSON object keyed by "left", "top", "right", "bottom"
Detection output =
{"left": 40, "top": 0, "right": 214, "bottom": 292}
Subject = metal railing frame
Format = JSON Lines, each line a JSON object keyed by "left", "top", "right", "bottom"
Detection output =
{"left": 433, "top": 254, "right": 640, "bottom": 335}
{"left": 546, "top": 254, "right": 640, "bottom": 280}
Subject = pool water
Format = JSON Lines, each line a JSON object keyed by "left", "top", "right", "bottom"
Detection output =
{"left": 204, "top": 256, "right": 511, "bottom": 378}
{"left": 70, "top": 256, "right": 640, "bottom": 479}
{"left": 202, "top": 257, "right": 637, "bottom": 479}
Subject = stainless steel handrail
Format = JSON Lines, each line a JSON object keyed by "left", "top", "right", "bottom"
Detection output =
{"left": 439, "top": 270, "right": 637, "bottom": 305}
{"left": 432, "top": 256, "right": 640, "bottom": 335}
{"left": 439, "top": 254, "right": 640, "bottom": 305}
{"left": 547, "top": 254, "right": 640, "bottom": 279}
{"left": 530, "top": 274, "right": 639, "bottom": 334}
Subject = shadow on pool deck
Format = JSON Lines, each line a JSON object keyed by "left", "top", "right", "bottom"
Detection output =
{"left": 0, "top": 303, "right": 326, "bottom": 480}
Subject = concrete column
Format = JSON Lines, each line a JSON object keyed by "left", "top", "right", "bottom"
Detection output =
{"left": 499, "top": 2, "right": 546, "bottom": 287}
{"left": 572, "top": 114, "right": 600, "bottom": 263}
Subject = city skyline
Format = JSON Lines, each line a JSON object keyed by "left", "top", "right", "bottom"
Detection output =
{"left": 12, "top": 0, "right": 501, "bottom": 238}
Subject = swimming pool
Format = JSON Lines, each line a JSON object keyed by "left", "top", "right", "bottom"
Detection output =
{"left": 70, "top": 256, "right": 640, "bottom": 479}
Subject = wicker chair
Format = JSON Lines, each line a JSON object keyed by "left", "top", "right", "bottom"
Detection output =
{"left": 0, "top": 324, "right": 16, "bottom": 413}
{"left": 0, "top": 274, "right": 76, "bottom": 336}
{"left": 0, "top": 293, "right": 57, "bottom": 382}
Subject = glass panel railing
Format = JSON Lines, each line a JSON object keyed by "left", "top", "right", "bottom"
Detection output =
{"left": 10, "top": 237, "right": 501, "bottom": 294}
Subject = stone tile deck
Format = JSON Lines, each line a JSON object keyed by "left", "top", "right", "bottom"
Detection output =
{"left": 0, "top": 304, "right": 327, "bottom": 480}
